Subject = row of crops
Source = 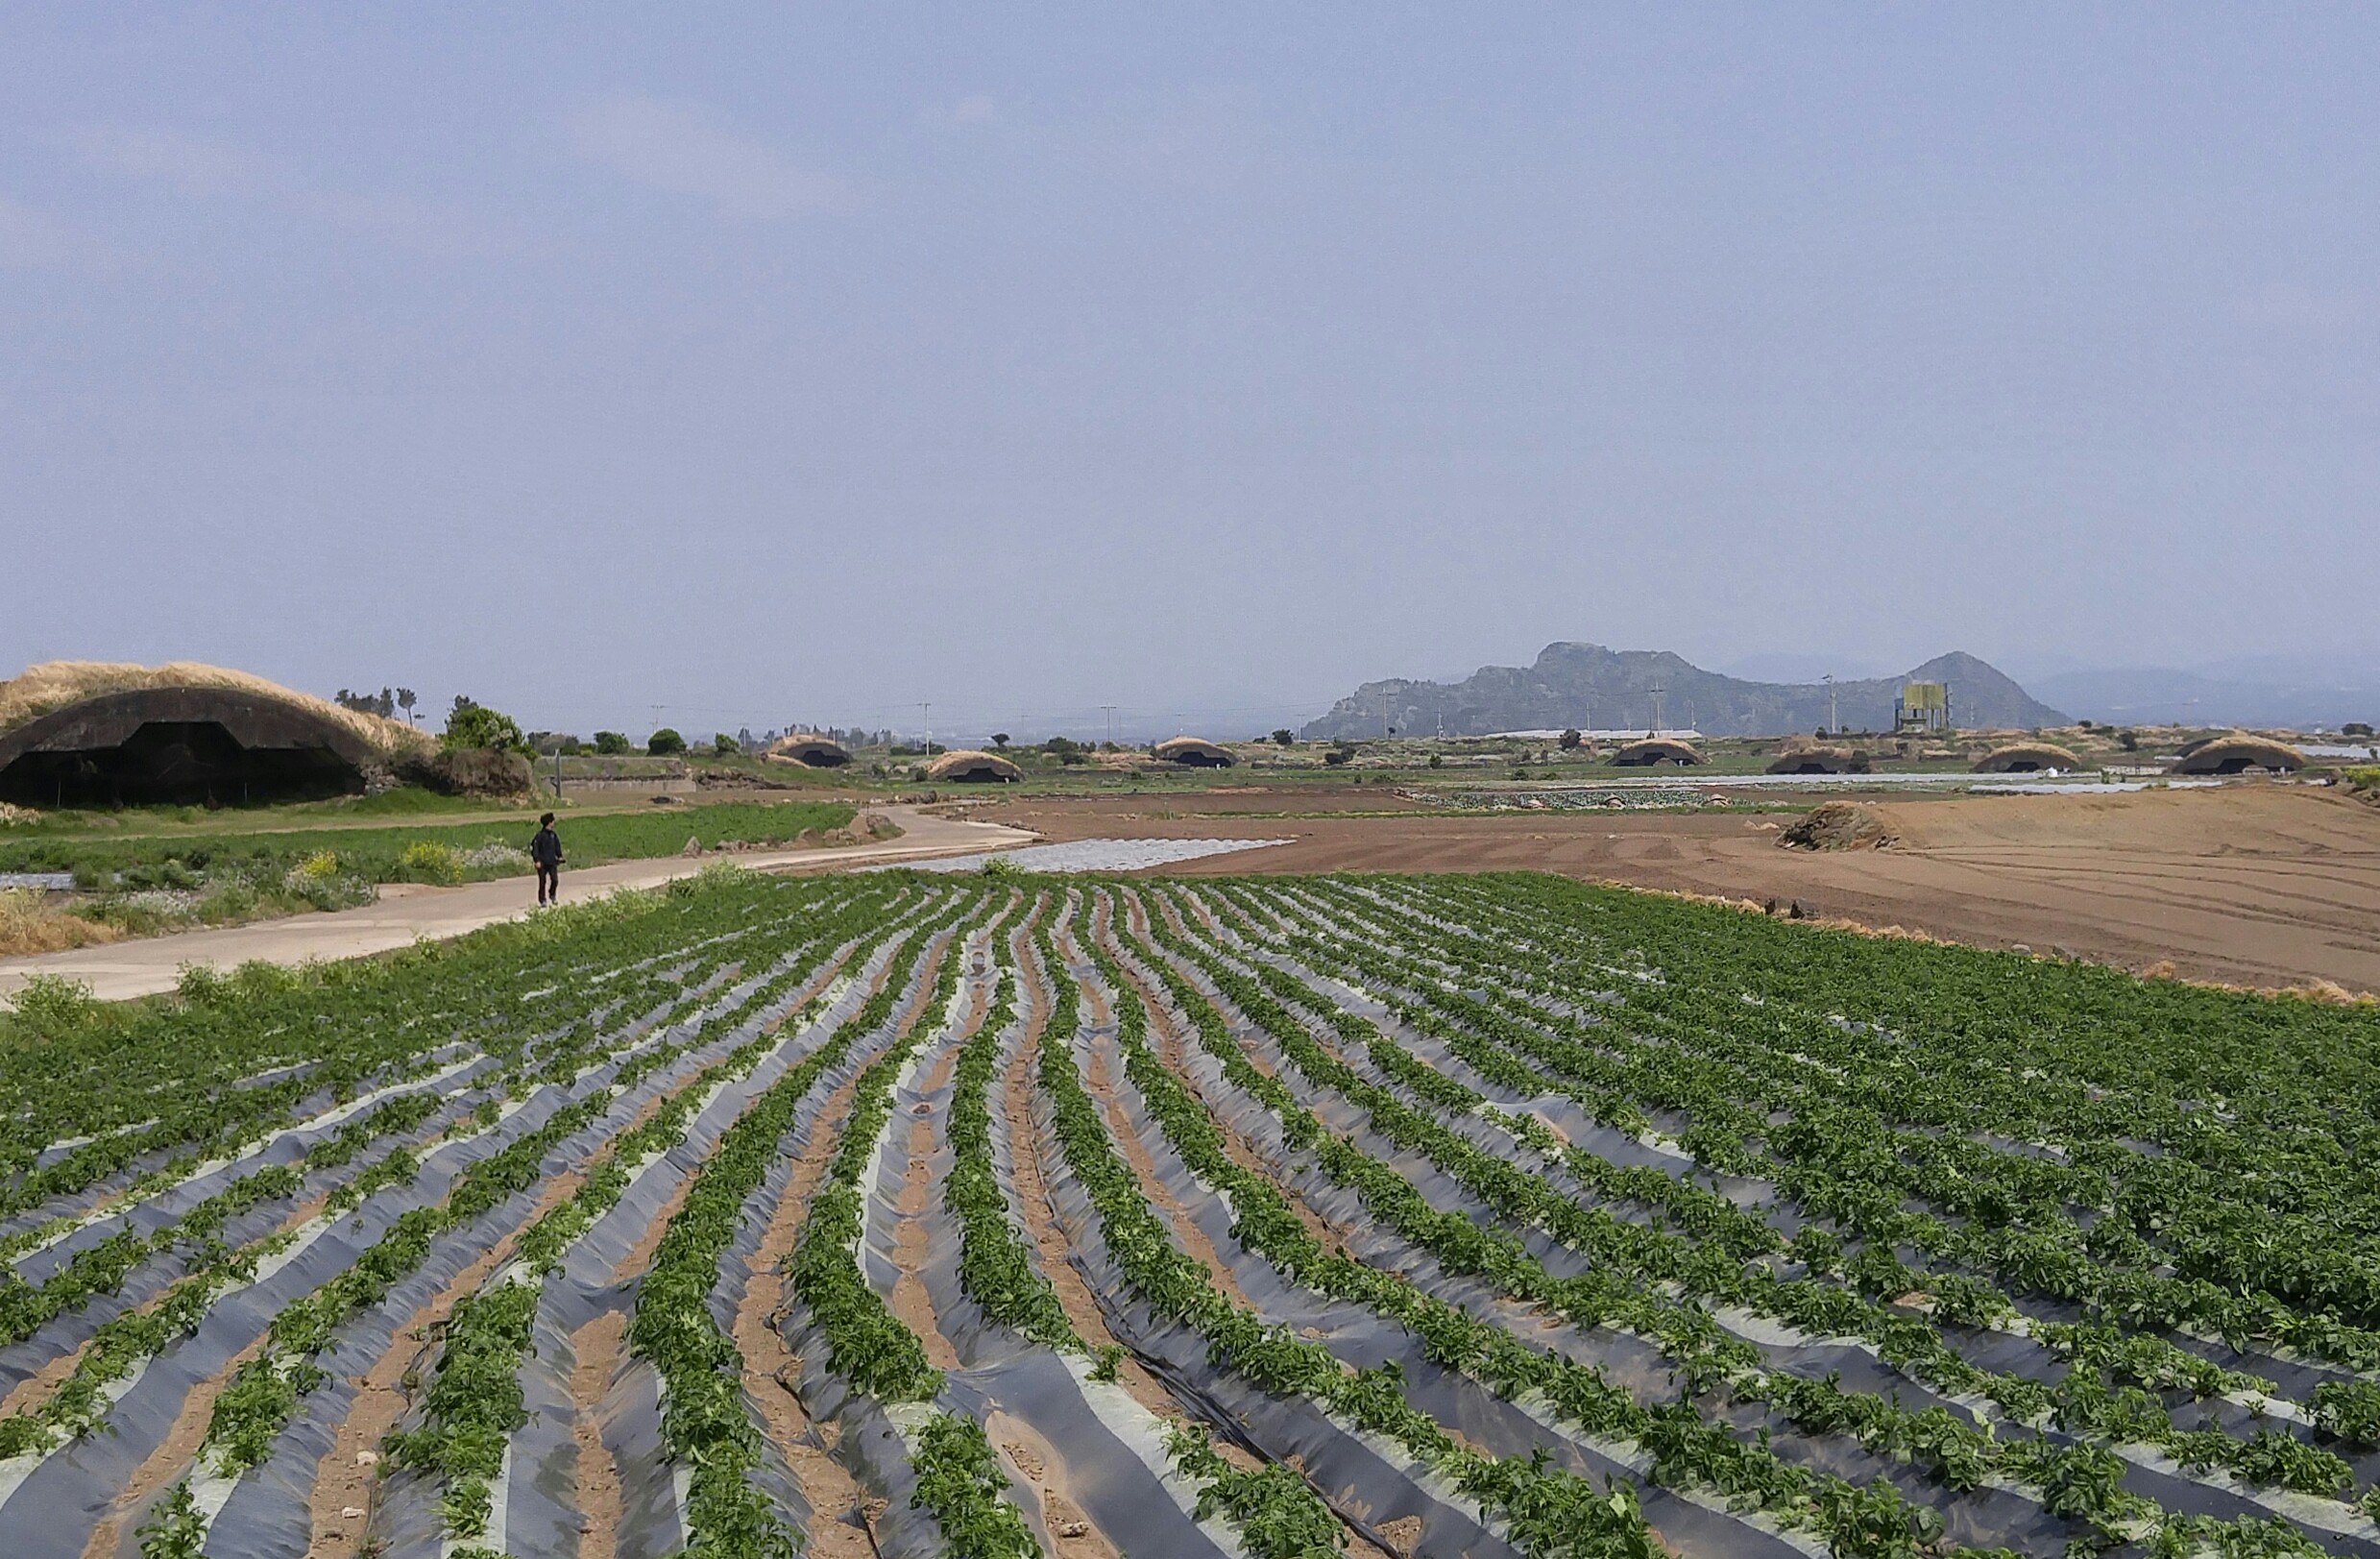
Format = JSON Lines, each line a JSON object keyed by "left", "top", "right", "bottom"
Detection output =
{"left": 0, "top": 866, "right": 2373, "bottom": 1558}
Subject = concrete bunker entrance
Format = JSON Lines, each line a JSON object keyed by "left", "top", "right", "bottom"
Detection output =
{"left": 0, "top": 719, "right": 365, "bottom": 807}
{"left": 0, "top": 687, "right": 382, "bottom": 808}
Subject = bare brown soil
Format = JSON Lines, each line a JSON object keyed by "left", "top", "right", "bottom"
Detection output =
{"left": 569, "top": 1310, "right": 628, "bottom": 1559}
{"left": 610, "top": 943, "right": 903, "bottom": 1287}
{"left": 992, "top": 1410, "right": 1121, "bottom": 1559}
{"left": 734, "top": 1097, "right": 878, "bottom": 1557}
{"left": 889, "top": 1039, "right": 964, "bottom": 1373}
{"left": 983, "top": 784, "right": 2380, "bottom": 993}
{"left": 1093, "top": 903, "right": 1338, "bottom": 1251}
{"left": 1081, "top": 1028, "right": 1256, "bottom": 1313}
{"left": 999, "top": 935, "right": 1194, "bottom": 1425}
{"left": 1028, "top": 909, "right": 1393, "bottom": 1559}
{"left": 712, "top": 929, "right": 956, "bottom": 1555}
{"left": 308, "top": 1133, "right": 619, "bottom": 1559}
{"left": 81, "top": 1333, "right": 271, "bottom": 1559}
{"left": 730, "top": 1066, "right": 878, "bottom": 1559}
{"left": 0, "top": 1332, "right": 94, "bottom": 1419}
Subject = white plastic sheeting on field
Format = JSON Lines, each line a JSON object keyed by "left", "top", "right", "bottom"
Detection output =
{"left": 882, "top": 838, "right": 1290, "bottom": 874}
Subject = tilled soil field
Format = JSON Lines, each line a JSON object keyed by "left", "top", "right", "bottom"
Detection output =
{"left": 973, "top": 785, "right": 2380, "bottom": 993}
{"left": 2, "top": 870, "right": 2377, "bottom": 1559}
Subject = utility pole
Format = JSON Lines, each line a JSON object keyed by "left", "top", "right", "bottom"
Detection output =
{"left": 1824, "top": 674, "right": 1837, "bottom": 736}
{"left": 1381, "top": 687, "right": 1393, "bottom": 740}
{"left": 919, "top": 702, "right": 931, "bottom": 755}
{"left": 1648, "top": 684, "right": 1666, "bottom": 738}
{"left": 1101, "top": 705, "right": 1117, "bottom": 748}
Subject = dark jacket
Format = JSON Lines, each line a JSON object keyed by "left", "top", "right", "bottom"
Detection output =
{"left": 530, "top": 826, "right": 563, "bottom": 867}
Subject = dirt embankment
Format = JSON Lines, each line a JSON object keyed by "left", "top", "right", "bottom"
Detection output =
{"left": 974, "top": 784, "right": 2380, "bottom": 995}
{"left": 1778, "top": 802, "right": 1894, "bottom": 851}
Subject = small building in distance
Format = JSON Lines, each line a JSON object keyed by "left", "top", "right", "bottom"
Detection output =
{"left": 1609, "top": 738, "right": 1705, "bottom": 767}
{"left": 926, "top": 749, "right": 1025, "bottom": 784}
{"left": 1974, "top": 742, "right": 2084, "bottom": 774}
{"left": 1153, "top": 736, "right": 1235, "bottom": 767}
{"left": 767, "top": 734, "right": 852, "bottom": 768}
{"left": 2169, "top": 734, "right": 2306, "bottom": 776}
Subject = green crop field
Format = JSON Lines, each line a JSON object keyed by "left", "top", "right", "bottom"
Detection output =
{"left": 0, "top": 869, "right": 2372, "bottom": 1559}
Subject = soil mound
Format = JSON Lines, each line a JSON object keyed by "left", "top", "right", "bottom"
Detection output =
{"left": 1780, "top": 801, "right": 1893, "bottom": 851}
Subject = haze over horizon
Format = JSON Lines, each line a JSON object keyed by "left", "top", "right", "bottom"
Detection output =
{"left": 6, "top": 8, "right": 2377, "bottom": 741}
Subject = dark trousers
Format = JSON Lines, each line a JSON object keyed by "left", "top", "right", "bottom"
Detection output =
{"left": 537, "top": 864, "right": 559, "bottom": 904}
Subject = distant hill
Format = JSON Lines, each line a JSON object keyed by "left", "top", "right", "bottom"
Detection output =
{"left": 2030, "top": 665, "right": 2380, "bottom": 730}
{"left": 1301, "top": 644, "right": 2066, "bottom": 740}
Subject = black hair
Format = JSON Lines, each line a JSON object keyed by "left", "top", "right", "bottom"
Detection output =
{"left": 541, "top": 813, "right": 555, "bottom": 825}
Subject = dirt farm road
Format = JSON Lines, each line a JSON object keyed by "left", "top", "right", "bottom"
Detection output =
{"left": 0, "top": 806, "right": 1036, "bottom": 1002}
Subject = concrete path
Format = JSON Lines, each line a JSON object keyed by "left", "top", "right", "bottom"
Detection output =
{"left": 0, "top": 806, "right": 1035, "bottom": 1003}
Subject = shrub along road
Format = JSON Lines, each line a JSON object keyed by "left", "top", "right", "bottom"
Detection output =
{"left": 0, "top": 807, "right": 1033, "bottom": 1002}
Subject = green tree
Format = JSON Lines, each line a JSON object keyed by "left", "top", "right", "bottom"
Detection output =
{"left": 647, "top": 728, "right": 687, "bottom": 756}
{"left": 712, "top": 732, "right": 739, "bottom": 755}
{"left": 593, "top": 731, "right": 632, "bottom": 755}
{"left": 1272, "top": 729, "right": 1294, "bottom": 746}
{"left": 1558, "top": 728, "right": 1582, "bottom": 750}
{"left": 443, "top": 696, "right": 525, "bottom": 752}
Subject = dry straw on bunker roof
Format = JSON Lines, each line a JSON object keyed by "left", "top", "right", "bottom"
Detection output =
{"left": 1152, "top": 736, "right": 1235, "bottom": 767}
{"left": 2169, "top": 732, "right": 2307, "bottom": 776}
{"left": 0, "top": 660, "right": 425, "bottom": 756}
{"left": 1609, "top": 737, "right": 1705, "bottom": 767}
{"left": 1765, "top": 743, "right": 1858, "bottom": 775}
{"left": 765, "top": 734, "right": 853, "bottom": 768}
{"left": 0, "top": 660, "right": 455, "bottom": 807}
{"left": 1973, "top": 742, "right": 2085, "bottom": 774}
{"left": 925, "top": 748, "right": 1024, "bottom": 783}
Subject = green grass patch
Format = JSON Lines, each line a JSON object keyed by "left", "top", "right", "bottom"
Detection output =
{"left": 0, "top": 800, "right": 856, "bottom": 886}
{"left": 0, "top": 786, "right": 543, "bottom": 838}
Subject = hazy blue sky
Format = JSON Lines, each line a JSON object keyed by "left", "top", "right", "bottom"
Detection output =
{"left": 5, "top": 7, "right": 2375, "bottom": 741}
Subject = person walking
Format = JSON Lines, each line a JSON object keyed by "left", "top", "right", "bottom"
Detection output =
{"left": 530, "top": 813, "right": 564, "bottom": 906}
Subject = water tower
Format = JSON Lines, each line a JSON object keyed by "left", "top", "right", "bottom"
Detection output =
{"left": 1895, "top": 681, "right": 1951, "bottom": 736}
